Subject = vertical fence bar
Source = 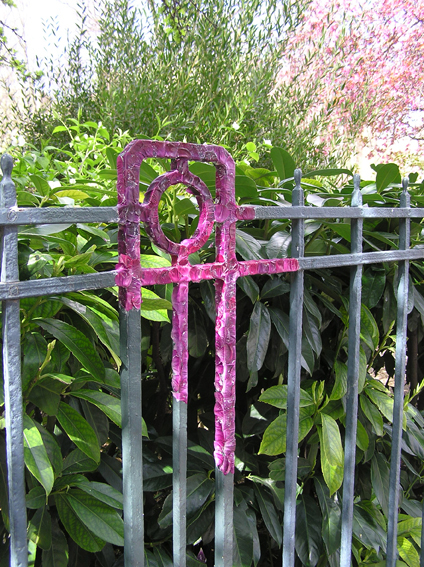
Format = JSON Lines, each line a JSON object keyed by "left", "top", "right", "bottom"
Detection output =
{"left": 283, "top": 169, "right": 305, "bottom": 567}
{"left": 214, "top": 274, "right": 236, "bottom": 567}
{"left": 172, "top": 281, "right": 189, "bottom": 567}
{"left": 215, "top": 469, "right": 234, "bottom": 566}
{"left": 340, "top": 174, "right": 363, "bottom": 567}
{"left": 120, "top": 308, "right": 144, "bottom": 567}
{"left": 0, "top": 155, "right": 27, "bottom": 567}
{"left": 386, "top": 178, "right": 410, "bottom": 567}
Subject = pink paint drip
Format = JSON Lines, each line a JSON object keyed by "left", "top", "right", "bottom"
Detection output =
{"left": 116, "top": 140, "right": 299, "bottom": 474}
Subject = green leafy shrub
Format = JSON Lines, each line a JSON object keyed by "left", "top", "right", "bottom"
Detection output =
{"left": 1, "top": 118, "right": 424, "bottom": 566}
{"left": 13, "top": 0, "right": 355, "bottom": 170}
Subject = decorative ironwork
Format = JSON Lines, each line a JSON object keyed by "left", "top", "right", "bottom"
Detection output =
{"left": 0, "top": 143, "right": 422, "bottom": 567}
{"left": 115, "top": 140, "right": 298, "bottom": 475}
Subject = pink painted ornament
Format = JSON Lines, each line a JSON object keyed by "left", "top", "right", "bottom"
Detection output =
{"left": 116, "top": 140, "right": 299, "bottom": 474}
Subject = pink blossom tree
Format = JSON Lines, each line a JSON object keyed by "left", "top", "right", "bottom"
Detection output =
{"left": 280, "top": 0, "right": 424, "bottom": 167}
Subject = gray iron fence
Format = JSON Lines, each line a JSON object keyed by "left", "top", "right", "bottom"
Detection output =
{"left": 1, "top": 141, "right": 424, "bottom": 567}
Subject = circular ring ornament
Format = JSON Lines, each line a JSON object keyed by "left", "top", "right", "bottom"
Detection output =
{"left": 142, "top": 168, "right": 214, "bottom": 258}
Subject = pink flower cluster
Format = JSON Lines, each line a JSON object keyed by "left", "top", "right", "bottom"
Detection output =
{"left": 279, "top": 0, "right": 424, "bottom": 163}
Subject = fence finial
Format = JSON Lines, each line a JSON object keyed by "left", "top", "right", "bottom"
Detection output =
{"left": 0, "top": 153, "right": 13, "bottom": 179}
{"left": 402, "top": 177, "right": 409, "bottom": 194}
{"left": 294, "top": 168, "right": 302, "bottom": 188}
{"left": 401, "top": 177, "right": 410, "bottom": 208}
{"left": 0, "top": 154, "right": 16, "bottom": 209}
{"left": 352, "top": 173, "right": 362, "bottom": 207}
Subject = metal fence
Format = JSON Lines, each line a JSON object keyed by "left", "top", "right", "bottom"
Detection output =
{"left": 1, "top": 141, "right": 424, "bottom": 567}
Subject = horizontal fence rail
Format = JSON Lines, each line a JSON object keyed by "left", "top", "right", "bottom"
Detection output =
{"left": 1, "top": 143, "right": 423, "bottom": 567}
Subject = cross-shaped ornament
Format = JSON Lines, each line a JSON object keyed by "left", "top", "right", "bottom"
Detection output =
{"left": 116, "top": 140, "right": 298, "bottom": 474}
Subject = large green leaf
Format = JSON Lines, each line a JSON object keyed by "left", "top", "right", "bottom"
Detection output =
{"left": 188, "top": 307, "right": 208, "bottom": 358}
{"left": 254, "top": 485, "right": 282, "bottom": 546}
{"left": 23, "top": 415, "right": 54, "bottom": 495}
{"left": 295, "top": 495, "right": 322, "bottom": 567}
{"left": 57, "top": 402, "right": 100, "bottom": 463}
{"left": 143, "top": 462, "right": 173, "bottom": 492}
{"left": 235, "top": 175, "right": 257, "bottom": 199}
{"left": 158, "top": 473, "right": 214, "bottom": 528}
{"left": 259, "top": 409, "right": 314, "bottom": 455}
{"left": 397, "top": 517, "right": 422, "bottom": 544}
{"left": 356, "top": 420, "right": 369, "bottom": 451}
{"left": 140, "top": 288, "right": 171, "bottom": 322}
{"left": 34, "top": 421, "right": 63, "bottom": 477}
{"left": 330, "top": 361, "right": 347, "bottom": 401}
{"left": 71, "top": 389, "right": 121, "bottom": 427}
{"left": 233, "top": 503, "right": 254, "bottom": 567}
{"left": 38, "top": 319, "right": 105, "bottom": 381}
{"left": 371, "top": 453, "right": 390, "bottom": 516}
{"left": 237, "top": 276, "right": 259, "bottom": 303}
{"left": 65, "top": 292, "right": 118, "bottom": 323}
{"left": 42, "top": 519, "right": 69, "bottom": 567}
{"left": 271, "top": 147, "right": 295, "bottom": 180}
{"left": 365, "top": 386, "right": 394, "bottom": 422}
{"left": 314, "top": 477, "right": 341, "bottom": 556}
{"left": 360, "top": 394, "right": 384, "bottom": 435}
{"left": 80, "top": 399, "right": 109, "bottom": 446}
{"left": 397, "top": 537, "right": 420, "bottom": 567}
{"left": 22, "top": 332, "right": 47, "bottom": 391}
{"left": 29, "top": 174, "right": 51, "bottom": 196}
{"left": 269, "top": 307, "right": 314, "bottom": 373}
{"left": 58, "top": 297, "right": 120, "bottom": 366}
{"left": 74, "top": 481, "right": 123, "bottom": 509}
{"left": 174, "top": 197, "right": 198, "bottom": 217}
{"left": 247, "top": 302, "right": 271, "bottom": 372}
{"left": 235, "top": 229, "right": 262, "bottom": 260}
{"left": 352, "top": 503, "right": 387, "bottom": 552}
{"left": 362, "top": 268, "right": 386, "bottom": 309}
{"left": 26, "top": 486, "right": 47, "bottom": 509}
{"left": 375, "top": 163, "right": 401, "bottom": 192}
{"left": 140, "top": 254, "right": 171, "bottom": 269}
{"left": 27, "top": 505, "right": 52, "bottom": 550}
{"left": 28, "top": 377, "right": 65, "bottom": 416}
{"left": 61, "top": 489, "right": 124, "bottom": 546}
{"left": 259, "top": 385, "right": 314, "bottom": 409}
{"left": 186, "top": 501, "right": 214, "bottom": 545}
{"left": 153, "top": 547, "right": 174, "bottom": 567}
{"left": 319, "top": 414, "right": 344, "bottom": 496}
{"left": 62, "top": 448, "right": 99, "bottom": 475}
{"left": 360, "top": 305, "right": 379, "bottom": 351}
{"left": 265, "top": 231, "right": 291, "bottom": 259}
{"left": 358, "top": 348, "right": 367, "bottom": 394}
{"left": 55, "top": 493, "right": 105, "bottom": 552}
{"left": 303, "top": 310, "right": 322, "bottom": 357}
{"left": 260, "top": 278, "right": 290, "bottom": 299}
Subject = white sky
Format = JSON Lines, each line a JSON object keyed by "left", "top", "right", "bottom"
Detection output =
{"left": 2, "top": 0, "right": 80, "bottom": 67}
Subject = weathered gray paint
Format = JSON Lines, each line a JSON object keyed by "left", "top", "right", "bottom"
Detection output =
{"left": 283, "top": 169, "right": 305, "bottom": 567}
{"left": 1, "top": 155, "right": 27, "bottom": 567}
{"left": 340, "top": 174, "right": 363, "bottom": 567}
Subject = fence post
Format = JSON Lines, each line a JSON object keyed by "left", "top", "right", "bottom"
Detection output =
{"left": 0, "top": 154, "right": 28, "bottom": 567}
{"left": 283, "top": 169, "right": 305, "bottom": 567}
{"left": 340, "top": 174, "right": 363, "bottom": 566}
{"left": 116, "top": 149, "right": 144, "bottom": 567}
{"left": 386, "top": 178, "right": 411, "bottom": 567}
